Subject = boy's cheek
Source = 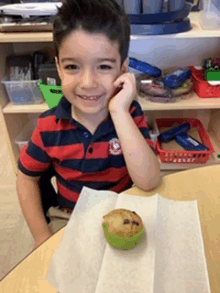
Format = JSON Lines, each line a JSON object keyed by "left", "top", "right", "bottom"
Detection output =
{"left": 61, "top": 77, "right": 75, "bottom": 88}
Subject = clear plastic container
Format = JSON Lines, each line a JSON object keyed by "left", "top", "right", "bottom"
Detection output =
{"left": 1, "top": 77, "right": 44, "bottom": 104}
{"left": 136, "top": 73, "right": 193, "bottom": 103}
{"left": 15, "top": 119, "right": 37, "bottom": 151}
{"left": 201, "top": 0, "right": 220, "bottom": 29}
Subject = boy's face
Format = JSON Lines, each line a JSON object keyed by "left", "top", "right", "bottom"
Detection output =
{"left": 55, "top": 29, "right": 129, "bottom": 122}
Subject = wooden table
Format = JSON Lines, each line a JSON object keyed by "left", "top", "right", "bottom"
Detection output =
{"left": 1, "top": 165, "right": 220, "bottom": 293}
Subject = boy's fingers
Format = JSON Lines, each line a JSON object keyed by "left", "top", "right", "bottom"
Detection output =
{"left": 113, "top": 77, "right": 123, "bottom": 86}
{"left": 113, "top": 73, "right": 135, "bottom": 89}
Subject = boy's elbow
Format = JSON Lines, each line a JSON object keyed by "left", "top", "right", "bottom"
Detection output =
{"left": 135, "top": 172, "right": 161, "bottom": 192}
{"left": 139, "top": 179, "right": 160, "bottom": 192}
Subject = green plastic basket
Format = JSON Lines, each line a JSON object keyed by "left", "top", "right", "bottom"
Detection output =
{"left": 38, "top": 81, "right": 63, "bottom": 109}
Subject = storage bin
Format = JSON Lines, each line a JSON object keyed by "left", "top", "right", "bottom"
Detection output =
{"left": 1, "top": 77, "right": 44, "bottom": 104}
{"left": 155, "top": 118, "right": 214, "bottom": 164}
{"left": 201, "top": 0, "right": 220, "bottom": 29}
{"left": 15, "top": 119, "right": 37, "bottom": 151}
{"left": 189, "top": 66, "right": 220, "bottom": 98}
{"left": 38, "top": 81, "right": 63, "bottom": 109}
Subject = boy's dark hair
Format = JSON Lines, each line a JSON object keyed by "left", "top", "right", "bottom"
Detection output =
{"left": 53, "top": 0, "right": 131, "bottom": 67}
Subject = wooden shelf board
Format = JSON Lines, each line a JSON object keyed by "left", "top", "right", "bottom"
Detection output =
{"left": 137, "top": 93, "right": 220, "bottom": 111}
{"left": 3, "top": 102, "right": 49, "bottom": 113}
{"left": 3, "top": 91, "right": 220, "bottom": 113}
{"left": 1, "top": 12, "right": 220, "bottom": 43}
{"left": 0, "top": 32, "right": 53, "bottom": 43}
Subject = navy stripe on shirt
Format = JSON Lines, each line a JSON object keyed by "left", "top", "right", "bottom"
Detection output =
{"left": 18, "top": 97, "right": 154, "bottom": 206}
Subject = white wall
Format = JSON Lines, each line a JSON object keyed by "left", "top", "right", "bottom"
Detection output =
{"left": 128, "top": 37, "right": 220, "bottom": 73}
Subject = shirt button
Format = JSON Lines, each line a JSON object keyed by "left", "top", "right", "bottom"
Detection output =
{"left": 83, "top": 132, "right": 90, "bottom": 139}
{"left": 88, "top": 147, "right": 93, "bottom": 154}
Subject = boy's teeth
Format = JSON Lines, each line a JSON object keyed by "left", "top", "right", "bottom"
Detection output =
{"left": 80, "top": 95, "right": 100, "bottom": 100}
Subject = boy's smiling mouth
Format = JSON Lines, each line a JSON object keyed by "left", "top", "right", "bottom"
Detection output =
{"left": 78, "top": 94, "right": 103, "bottom": 101}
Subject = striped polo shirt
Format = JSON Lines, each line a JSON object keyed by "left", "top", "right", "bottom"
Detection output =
{"left": 18, "top": 96, "right": 154, "bottom": 209}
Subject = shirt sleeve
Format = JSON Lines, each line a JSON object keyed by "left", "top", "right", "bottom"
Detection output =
{"left": 18, "top": 120, "right": 51, "bottom": 177}
{"left": 129, "top": 100, "right": 155, "bottom": 149}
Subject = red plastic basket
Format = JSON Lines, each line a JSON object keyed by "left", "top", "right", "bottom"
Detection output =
{"left": 189, "top": 66, "right": 220, "bottom": 98}
{"left": 156, "top": 118, "right": 214, "bottom": 164}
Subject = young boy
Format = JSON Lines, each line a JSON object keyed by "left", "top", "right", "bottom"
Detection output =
{"left": 16, "top": 0, "right": 160, "bottom": 249}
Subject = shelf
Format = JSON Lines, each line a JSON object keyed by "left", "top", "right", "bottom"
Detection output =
{"left": 3, "top": 102, "right": 49, "bottom": 113}
{"left": 0, "top": 32, "right": 53, "bottom": 43}
{"left": 1, "top": 12, "right": 220, "bottom": 43}
{"left": 3, "top": 90, "right": 220, "bottom": 113}
{"left": 132, "top": 12, "right": 220, "bottom": 39}
{"left": 137, "top": 92, "right": 220, "bottom": 111}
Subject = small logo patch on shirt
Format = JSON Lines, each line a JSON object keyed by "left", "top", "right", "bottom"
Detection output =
{"left": 109, "top": 138, "right": 122, "bottom": 155}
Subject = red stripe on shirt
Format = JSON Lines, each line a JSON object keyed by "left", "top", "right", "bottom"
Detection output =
{"left": 20, "top": 145, "right": 50, "bottom": 172}
{"left": 110, "top": 175, "right": 132, "bottom": 193}
{"left": 130, "top": 105, "right": 136, "bottom": 115}
{"left": 82, "top": 167, "right": 128, "bottom": 181}
{"left": 57, "top": 181, "right": 79, "bottom": 202}
{"left": 38, "top": 116, "right": 77, "bottom": 132}
{"left": 54, "top": 163, "right": 127, "bottom": 181}
{"left": 85, "top": 142, "right": 109, "bottom": 159}
{"left": 46, "top": 142, "right": 109, "bottom": 161}
{"left": 30, "top": 126, "right": 46, "bottom": 150}
{"left": 146, "top": 138, "right": 154, "bottom": 148}
{"left": 54, "top": 162, "right": 82, "bottom": 179}
{"left": 46, "top": 144, "right": 85, "bottom": 160}
{"left": 133, "top": 115, "right": 148, "bottom": 128}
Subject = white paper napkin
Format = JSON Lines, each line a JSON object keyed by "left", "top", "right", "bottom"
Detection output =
{"left": 47, "top": 186, "right": 210, "bottom": 293}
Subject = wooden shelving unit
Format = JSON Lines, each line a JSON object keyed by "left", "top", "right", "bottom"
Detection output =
{"left": 0, "top": 12, "right": 220, "bottom": 42}
{"left": 1, "top": 11, "right": 220, "bottom": 175}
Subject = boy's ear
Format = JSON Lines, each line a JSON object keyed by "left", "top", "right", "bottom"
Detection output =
{"left": 121, "top": 57, "right": 129, "bottom": 74}
{"left": 55, "top": 56, "right": 62, "bottom": 80}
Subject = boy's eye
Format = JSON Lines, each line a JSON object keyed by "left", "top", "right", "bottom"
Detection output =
{"left": 64, "top": 64, "right": 78, "bottom": 70}
{"left": 64, "top": 64, "right": 112, "bottom": 70}
{"left": 99, "top": 64, "right": 112, "bottom": 70}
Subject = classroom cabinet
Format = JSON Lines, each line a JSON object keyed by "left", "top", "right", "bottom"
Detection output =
{"left": 1, "top": 12, "right": 220, "bottom": 175}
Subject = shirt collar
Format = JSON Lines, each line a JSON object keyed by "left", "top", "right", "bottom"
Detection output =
{"left": 54, "top": 96, "right": 115, "bottom": 135}
{"left": 54, "top": 96, "right": 72, "bottom": 123}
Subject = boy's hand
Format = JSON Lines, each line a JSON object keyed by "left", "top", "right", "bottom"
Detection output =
{"left": 108, "top": 73, "right": 137, "bottom": 114}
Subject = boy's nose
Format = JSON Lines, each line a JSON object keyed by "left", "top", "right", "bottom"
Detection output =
{"left": 80, "top": 69, "right": 98, "bottom": 88}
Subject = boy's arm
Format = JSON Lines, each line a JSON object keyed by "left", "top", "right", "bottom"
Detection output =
{"left": 17, "top": 119, "right": 53, "bottom": 248}
{"left": 110, "top": 110, "right": 160, "bottom": 190}
{"left": 16, "top": 170, "right": 52, "bottom": 249}
{"left": 109, "top": 73, "right": 160, "bottom": 191}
